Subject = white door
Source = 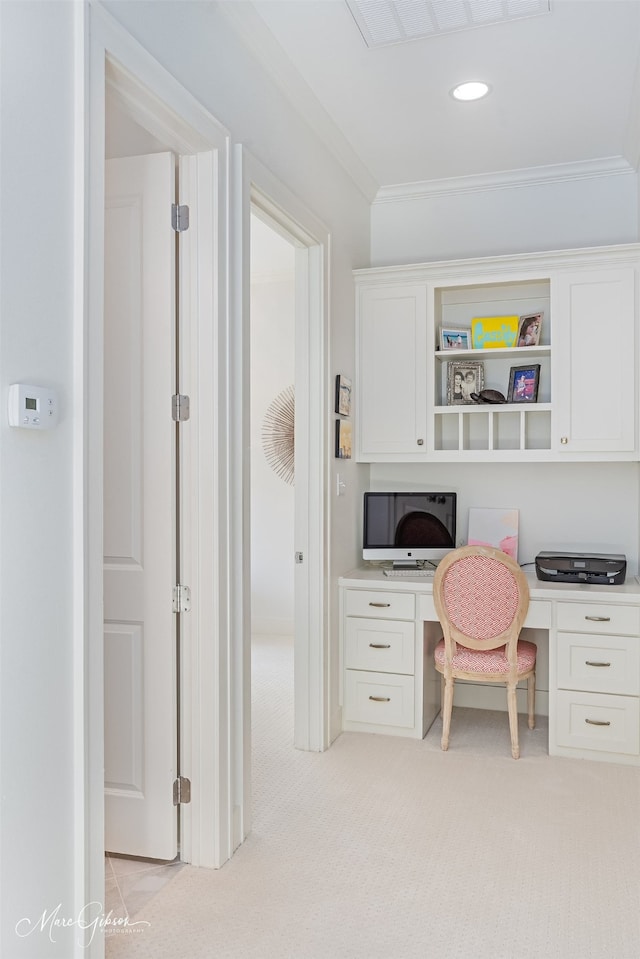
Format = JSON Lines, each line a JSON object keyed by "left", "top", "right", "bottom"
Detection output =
{"left": 104, "top": 152, "right": 178, "bottom": 859}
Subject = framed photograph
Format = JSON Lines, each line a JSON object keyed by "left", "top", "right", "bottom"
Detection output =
{"left": 334, "top": 374, "right": 352, "bottom": 416}
{"left": 508, "top": 364, "right": 540, "bottom": 403}
{"left": 440, "top": 327, "right": 471, "bottom": 351}
{"left": 446, "top": 360, "right": 485, "bottom": 405}
{"left": 335, "top": 419, "right": 352, "bottom": 459}
{"left": 517, "top": 312, "right": 543, "bottom": 348}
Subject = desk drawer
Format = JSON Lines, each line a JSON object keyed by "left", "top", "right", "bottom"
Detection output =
{"left": 344, "top": 589, "right": 415, "bottom": 621}
{"left": 556, "top": 690, "right": 640, "bottom": 756}
{"left": 557, "top": 632, "right": 640, "bottom": 695}
{"left": 344, "top": 670, "right": 415, "bottom": 728}
{"left": 556, "top": 603, "right": 640, "bottom": 636}
{"left": 345, "top": 618, "right": 414, "bottom": 674}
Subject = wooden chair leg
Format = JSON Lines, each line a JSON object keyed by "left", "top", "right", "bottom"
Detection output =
{"left": 507, "top": 681, "right": 520, "bottom": 759}
{"left": 528, "top": 672, "right": 536, "bottom": 730}
{"left": 441, "top": 675, "right": 454, "bottom": 751}
{"left": 440, "top": 673, "right": 445, "bottom": 710}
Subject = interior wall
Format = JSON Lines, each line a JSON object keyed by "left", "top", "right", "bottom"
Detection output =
{"left": 371, "top": 170, "right": 639, "bottom": 266}
{"left": 250, "top": 216, "right": 295, "bottom": 635}
{"left": 369, "top": 462, "right": 640, "bottom": 576}
{"left": 0, "top": 2, "right": 76, "bottom": 957}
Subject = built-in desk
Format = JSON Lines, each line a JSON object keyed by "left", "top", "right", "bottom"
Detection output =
{"left": 339, "top": 569, "right": 640, "bottom": 765}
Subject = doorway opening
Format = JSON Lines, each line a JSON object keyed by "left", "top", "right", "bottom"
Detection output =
{"left": 249, "top": 212, "right": 297, "bottom": 755}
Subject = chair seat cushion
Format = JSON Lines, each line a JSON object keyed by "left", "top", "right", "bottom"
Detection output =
{"left": 434, "top": 638, "right": 536, "bottom": 675}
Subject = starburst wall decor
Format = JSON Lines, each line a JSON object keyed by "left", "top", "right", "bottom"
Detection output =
{"left": 261, "top": 384, "right": 295, "bottom": 486}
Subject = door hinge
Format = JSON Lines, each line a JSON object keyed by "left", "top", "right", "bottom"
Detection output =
{"left": 173, "top": 776, "right": 191, "bottom": 805}
{"left": 171, "top": 203, "right": 190, "bottom": 232}
{"left": 172, "top": 584, "right": 191, "bottom": 613}
{"left": 172, "top": 394, "right": 190, "bottom": 422}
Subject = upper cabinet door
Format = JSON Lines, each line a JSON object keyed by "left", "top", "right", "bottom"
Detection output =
{"left": 552, "top": 268, "right": 636, "bottom": 454}
{"left": 356, "top": 284, "right": 427, "bottom": 460}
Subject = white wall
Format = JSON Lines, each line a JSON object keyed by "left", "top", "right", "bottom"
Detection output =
{"left": 250, "top": 217, "right": 295, "bottom": 634}
{"left": 371, "top": 171, "right": 639, "bottom": 265}
{"left": 369, "top": 462, "right": 640, "bottom": 575}
{"left": 0, "top": 2, "right": 77, "bottom": 957}
{"left": 368, "top": 171, "right": 640, "bottom": 580}
{"left": 0, "top": 2, "right": 370, "bottom": 954}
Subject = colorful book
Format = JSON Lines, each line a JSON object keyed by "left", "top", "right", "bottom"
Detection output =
{"left": 471, "top": 315, "right": 519, "bottom": 349}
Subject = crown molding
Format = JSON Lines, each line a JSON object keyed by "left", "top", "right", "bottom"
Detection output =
{"left": 216, "top": 2, "right": 379, "bottom": 203}
{"left": 374, "top": 157, "right": 637, "bottom": 204}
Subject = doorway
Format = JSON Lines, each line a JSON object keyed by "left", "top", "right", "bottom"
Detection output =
{"left": 84, "top": 20, "right": 330, "bottom": 947}
{"left": 249, "top": 212, "right": 296, "bottom": 748}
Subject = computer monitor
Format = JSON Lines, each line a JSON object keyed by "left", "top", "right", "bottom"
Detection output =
{"left": 363, "top": 491, "right": 457, "bottom": 566}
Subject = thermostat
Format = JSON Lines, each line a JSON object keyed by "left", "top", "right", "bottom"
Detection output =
{"left": 8, "top": 384, "right": 58, "bottom": 429}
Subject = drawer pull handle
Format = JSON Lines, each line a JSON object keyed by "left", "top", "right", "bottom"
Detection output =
{"left": 369, "top": 695, "right": 391, "bottom": 703}
{"left": 585, "top": 718, "right": 611, "bottom": 727}
{"left": 585, "top": 661, "right": 611, "bottom": 668}
{"left": 369, "top": 643, "right": 391, "bottom": 649}
{"left": 584, "top": 616, "right": 611, "bottom": 622}
{"left": 369, "top": 602, "right": 391, "bottom": 608}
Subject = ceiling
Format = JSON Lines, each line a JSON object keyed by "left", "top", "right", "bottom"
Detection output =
{"left": 229, "top": 0, "right": 640, "bottom": 198}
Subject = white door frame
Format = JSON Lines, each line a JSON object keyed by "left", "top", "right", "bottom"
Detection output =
{"left": 232, "top": 147, "right": 330, "bottom": 836}
{"left": 78, "top": 5, "right": 231, "bottom": 954}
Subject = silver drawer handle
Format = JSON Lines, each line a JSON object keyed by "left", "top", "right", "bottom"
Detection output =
{"left": 585, "top": 615, "right": 611, "bottom": 622}
{"left": 369, "top": 643, "right": 391, "bottom": 649}
{"left": 369, "top": 695, "right": 391, "bottom": 703}
{"left": 369, "top": 602, "right": 391, "bottom": 608}
{"left": 585, "top": 718, "right": 611, "bottom": 727}
{"left": 585, "top": 661, "right": 611, "bottom": 668}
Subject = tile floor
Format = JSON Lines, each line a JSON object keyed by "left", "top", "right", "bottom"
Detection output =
{"left": 105, "top": 853, "right": 184, "bottom": 930}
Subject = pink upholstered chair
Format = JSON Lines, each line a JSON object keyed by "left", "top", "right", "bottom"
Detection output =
{"left": 433, "top": 545, "right": 536, "bottom": 759}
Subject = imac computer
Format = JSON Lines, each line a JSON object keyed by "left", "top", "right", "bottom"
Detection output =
{"left": 363, "top": 491, "right": 457, "bottom": 568}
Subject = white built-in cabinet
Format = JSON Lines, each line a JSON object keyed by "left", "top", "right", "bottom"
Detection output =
{"left": 355, "top": 245, "right": 639, "bottom": 462}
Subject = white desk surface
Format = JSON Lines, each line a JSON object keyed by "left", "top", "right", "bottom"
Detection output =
{"left": 339, "top": 567, "right": 640, "bottom": 604}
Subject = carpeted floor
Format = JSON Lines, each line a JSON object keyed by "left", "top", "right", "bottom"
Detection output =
{"left": 106, "top": 633, "right": 640, "bottom": 959}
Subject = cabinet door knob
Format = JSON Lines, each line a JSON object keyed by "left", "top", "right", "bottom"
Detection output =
{"left": 560, "top": 436, "right": 568, "bottom": 445}
{"left": 585, "top": 718, "right": 611, "bottom": 727}
{"left": 416, "top": 438, "right": 424, "bottom": 446}
{"left": 585, "top": 660, "right": 612, "bottom": 667}
{"left": 369, "top": 695, "right": 391, "bottom": 703}
{"left": 369, "top": 602, "right": 391, "bottom": 608}
{"left": 585, "top": 616, "right": 610, "bottom": 622}
{"left": 369, "top": 643, "right": 391, "bottom": 649}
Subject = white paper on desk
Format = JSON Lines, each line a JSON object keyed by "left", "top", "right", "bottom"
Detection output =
{"left": 467, "top": 508, "right": 519, "bottom": 561}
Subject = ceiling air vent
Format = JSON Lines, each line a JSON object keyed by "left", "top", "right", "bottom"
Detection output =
{"left": 345, "top": 0, "right": 551, "bottom": 48}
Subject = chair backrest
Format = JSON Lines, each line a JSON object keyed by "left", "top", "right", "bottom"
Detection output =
{"left": 433, "top": 545, "right": 530, "bottom": 665}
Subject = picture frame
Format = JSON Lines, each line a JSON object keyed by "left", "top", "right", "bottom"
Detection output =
{"left": 517, "top": 312, "right": 543, "bottom": 348}
{"left": 446, "top": 360, "right": 485, "bottom": 405}
{"left": 334, "top": 374, "right": 352, "bottom": 416}
{"left": 335, "top": 419, "right": 352, "bottom": 459}
{"left": 439, "top": 327, "right": 471, "bottom": 351}
{"left": 507, "top": 364, "right": 540, "bottom": 403}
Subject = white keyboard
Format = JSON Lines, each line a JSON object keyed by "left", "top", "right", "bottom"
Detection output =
{"left": 383, "top": 567, "right": 435, "bottom": 578}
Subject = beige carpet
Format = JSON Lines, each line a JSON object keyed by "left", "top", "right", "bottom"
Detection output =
{"left": 107, "top": 633, "right": 640, "bottom": 959}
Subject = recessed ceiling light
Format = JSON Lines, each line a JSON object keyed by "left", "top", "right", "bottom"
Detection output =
{"left": 451, "top": 81, "right": 491, "bottom": 101}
